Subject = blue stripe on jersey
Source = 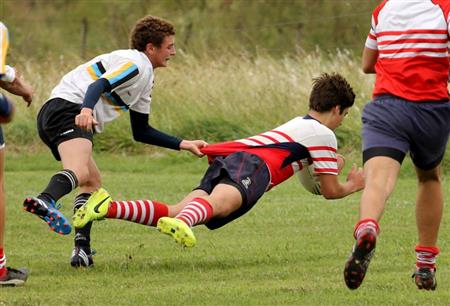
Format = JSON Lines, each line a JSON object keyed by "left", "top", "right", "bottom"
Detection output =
{"left": 107, "top": 64, "right": 139, "bottom": 89}
{"left": 88, "top": 61, "right": 106, "bottom": 79}
{"left": 91, "top": 64, "right": 103, "bottom": 78}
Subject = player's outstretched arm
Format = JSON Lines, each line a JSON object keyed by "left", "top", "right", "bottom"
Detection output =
{"left": 319, "top": 164, "right": 365, "bottom": 199}
{"left": 130, "top": 109, "right": 208, "bottom": 156}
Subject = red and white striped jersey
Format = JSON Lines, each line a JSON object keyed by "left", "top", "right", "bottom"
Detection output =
{"left": 201, "top": 116, "right": 338, "bottom": 188}
{"left": 366, "top": 0, "right": 450, "bottom": 102}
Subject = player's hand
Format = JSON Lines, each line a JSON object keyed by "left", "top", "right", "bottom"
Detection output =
{"left": 21, "top": 89, "right": 33, "bottom": 106}
{"left": 346, "top": 163, "right": 365, "bottom": 192}
{"left": 180, "top": 139, "right": 208, "bottom": 157}
{"left": 75, "top": 107, "right": 98, "bottom": 132}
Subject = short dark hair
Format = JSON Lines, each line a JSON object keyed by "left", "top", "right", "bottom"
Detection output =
{"left": 130, "top": 16, "right": 175, "bottom": 51}
{"left": 309, "top": 73, "right": 355, "bottom": 114}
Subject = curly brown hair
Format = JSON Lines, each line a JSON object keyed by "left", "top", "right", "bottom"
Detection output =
{"left": 309, "top": 73, "right": 355, "bottom": 114}
{"left": 129, "top": 16, "right": 175, "bottom": 51}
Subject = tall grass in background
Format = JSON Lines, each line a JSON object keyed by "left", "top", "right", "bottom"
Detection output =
{"left": 4, "top": 49, "right": 371, "bottom": 152}
{"left": 4, "top": 0, "right": 375, "bottom": 60}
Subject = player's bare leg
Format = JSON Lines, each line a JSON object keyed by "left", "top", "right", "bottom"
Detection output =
{"left": 158, "top": 184, "right": 242, "bottom": 247}
{"left": 344, "top": 157, "right": 400, "bottom": 289}
{"left": 59, "top": 139, "right": 100, "bottom": 267}
{"left": 412, "top": 165, "right": 442, "bottom": 290}
{"left": 0, "top": 148, "right": 29, "bottom": 286}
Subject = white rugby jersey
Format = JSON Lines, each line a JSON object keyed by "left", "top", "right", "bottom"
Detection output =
{"left": 0, "top": 22, "right": 15, "bottom": 83}
{"left": 365, "top": 0, "right": 450, "bottom": 101}
{"left": 0, "top": 22, "right": 8, "bottom": 77}
{"left": 201, "top": 116, "right": 338, "bottom": 188}
{"left": 50, "top": 49, "right": 154, "bottom": 132}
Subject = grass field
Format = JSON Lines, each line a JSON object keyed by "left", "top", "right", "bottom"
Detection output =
{"left": 1, "top": 152, "right": 449, "bottom": 305}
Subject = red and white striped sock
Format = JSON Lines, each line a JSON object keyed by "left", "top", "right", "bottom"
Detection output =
{"left": 415, "top": 245, "right": 439, "bottom": 270}
{"left": 0, "top": 248, "right": 6, "bottom": 278}
{"left": 106, "top": 199, "right": 169, "bottom": 227}
{"left": 353, "top": 218, "right": 380, "bottom": 240}
{"left": 175, "top": 198, "right": 213, "bottom": 227}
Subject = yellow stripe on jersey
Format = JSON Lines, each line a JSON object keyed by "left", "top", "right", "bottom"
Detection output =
{"left": 87, "top": 65, "right": 99, "bottom": 80}
{"left": 103, "top": 62, "right": 138, "bottom": 88}
{"left": 0, "top": 22, "right": 10, "bottom": 75}
{"left": 103, "top": 62, "right": 135, "bottom": 79}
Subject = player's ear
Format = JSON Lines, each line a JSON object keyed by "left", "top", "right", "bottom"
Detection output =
{"left": 333, "top": 105, "right": 341, "bottom": 115}
{"left": 145, "top": 42, "right": 156, "bottom": 54}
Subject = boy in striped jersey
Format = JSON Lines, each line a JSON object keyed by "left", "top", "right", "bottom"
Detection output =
{"left": 343, "top": 0, "right": 450, "bottom": 291}
{"left": 0, "top": 22, "right": 33, "bottom": 286}
{"left": 22, "top": 16, "right": 207, "bottom": 268}
{"left": 73, "top": 73, "right": 365, "bottom": 250}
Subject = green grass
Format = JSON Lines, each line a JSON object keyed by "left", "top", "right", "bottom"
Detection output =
{"left": 1, "top": 153, "right": 449, "bottom": 305}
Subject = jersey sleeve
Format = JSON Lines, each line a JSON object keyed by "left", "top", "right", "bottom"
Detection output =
{"left": 308, "top": 134, "right": 338, "bottom": 175}
{"left": 365, "top": 0, "right": 389, "bottom": 50}
{"left": 365, "top": 15, "right": 378, "bottom": 50}
{"left": 433, "top": 0, "right": 450, "bottom": 35}
{"left": 0, "top": 22, "right": 10, "bottom": 78}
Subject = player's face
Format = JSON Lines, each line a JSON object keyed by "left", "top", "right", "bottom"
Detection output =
{"left": 148, "top": 35, "right": 176, "bottom": 68}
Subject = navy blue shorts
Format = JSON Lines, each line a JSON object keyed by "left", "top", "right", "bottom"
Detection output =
{"left": 195, "top": 151, "right": 270, "bottom": 230}
{"left": 362, "top": 95, "right": 450, "bottom": 170}
{"left": 0, "top": 92, "right": 13, "bottom": 149}
{"left": 37, "top": 98, "right": 93, "bottom": 161}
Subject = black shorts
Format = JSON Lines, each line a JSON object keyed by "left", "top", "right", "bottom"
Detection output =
{"left": 37, "top": 98, "right": 93, "bottom": 161}
{"left": 195, "top": 151, "right": 270, "bottom": 230}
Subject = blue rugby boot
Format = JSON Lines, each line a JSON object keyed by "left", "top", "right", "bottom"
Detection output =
{"left": 23, "top": 196, "right": 71, "bottom": 235}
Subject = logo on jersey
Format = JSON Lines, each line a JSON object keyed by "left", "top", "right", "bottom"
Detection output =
{"left": 241, "top": 177, "right": 251, "bottom": 189}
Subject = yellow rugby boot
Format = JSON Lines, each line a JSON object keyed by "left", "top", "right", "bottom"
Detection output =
{"left": 157, "top": 217, "right": 197, "bottom": 247}
{"left": 73, "top": 188, "right": 111, "bottom": 229}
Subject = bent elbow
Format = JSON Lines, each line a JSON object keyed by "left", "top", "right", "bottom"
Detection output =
{"left": 321, "top": 192, "right": 336, "bottom": 200}
{"left": 321, "top": 188, "right": 341, "bottom": 200}
{"left": 362, "top": 65, "right": 375, "bottom": 74}
{"left": 132, "top": 132, "right": 143, "bottom": 142}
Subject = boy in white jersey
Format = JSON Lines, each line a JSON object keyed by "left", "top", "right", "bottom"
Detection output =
{"left": 343, "top": 0, "right": 450, "bottom": 291}
{"left": 73, "top": 73, "right": 365, "bottom": 253}
{"left": 22, "top": 16, "right": 207, "bottom": 268}
{"left": 0, "top": 22, "right": 33, "bottom": 286}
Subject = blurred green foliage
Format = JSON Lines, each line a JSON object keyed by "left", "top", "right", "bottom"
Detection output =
{"left": 2, "top": 0, "right": 378, "bottom": 60}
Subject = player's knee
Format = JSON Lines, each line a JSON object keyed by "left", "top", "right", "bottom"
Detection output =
{"left": 210, "top": 198, "right": 240, "bottom": 218}
{"left": 74, "top": 167, "right": 101, "bottom": 187}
